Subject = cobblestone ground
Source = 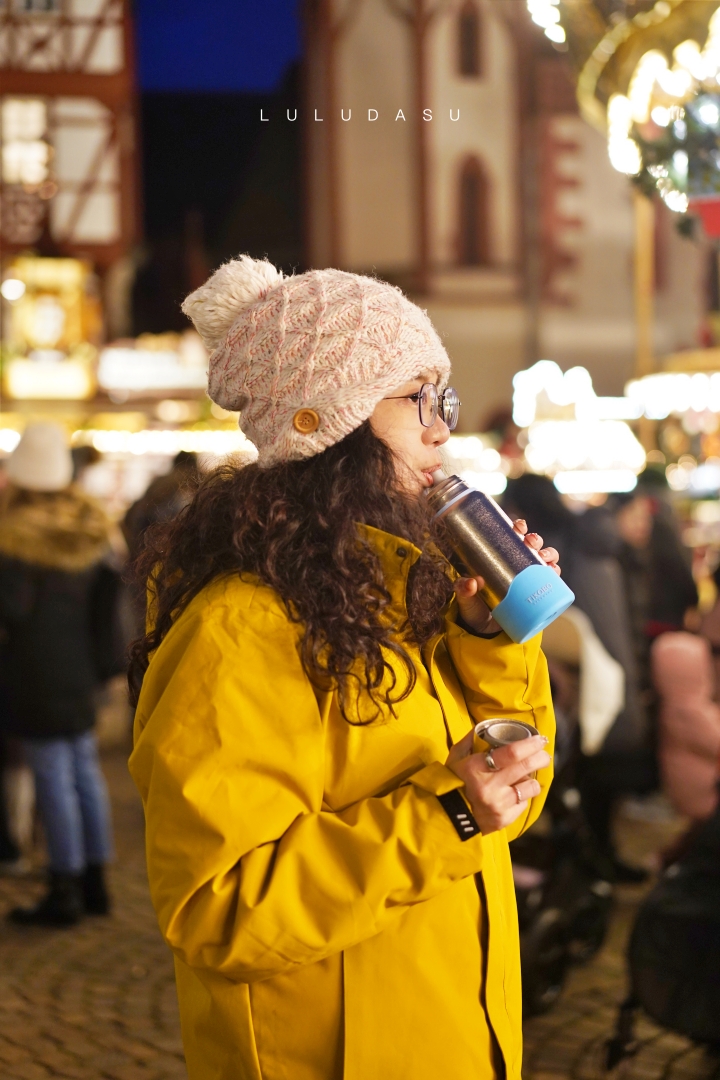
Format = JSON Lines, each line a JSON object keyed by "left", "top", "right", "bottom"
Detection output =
{"left": 523, "top": 804, "right": 720, "bottom": 1080}
{"left": 0, "top": 749, "right": 185, "bottom": 1080}
{"left": 0, "top": 747, "right": 716, "bottom": 1080}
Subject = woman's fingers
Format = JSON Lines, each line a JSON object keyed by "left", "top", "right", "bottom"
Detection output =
{"left": 539, "top": 545, "right": 559, "bottom": 566}
{"left": 501, "top": 751, "right": 552, "bottom": 787}
{"left": 513, "top": 522, "right": 564, "bottom": 577}
{"left": 507, "top": 778, "right": 541, "bottom": 805}
{"left": 468, "top": 747, "right": 550, "bottom": 785}
{"left": 480, "top": 734, "right": 547, "bottom": 771}
{"left": 454, "top": 576, "right": 482, "bottom": 598}
{"left": 453, "top": 576, "right": 497, "bottom": 633}
{"left": 446, "top": 733, "right": 551, "bottom": 835}
{"left": 539, "top": 545, "right": 562, "bottom": 576}
{"left": 446, "top": 728, "right": 475, "bottom": 765}
{"left": 523, "top": 531, "right": 544, "bottom": 551}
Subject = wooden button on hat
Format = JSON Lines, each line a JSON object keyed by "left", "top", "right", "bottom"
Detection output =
{"left": 293, "top": 409, "right": 320, "bottom": 434}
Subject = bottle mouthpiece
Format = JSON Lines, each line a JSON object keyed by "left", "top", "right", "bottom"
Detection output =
{"left": 432, "top": 469, "right": 446, "bottom": 485}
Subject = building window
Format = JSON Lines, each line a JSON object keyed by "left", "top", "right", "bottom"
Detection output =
{"left": 458, "top": 1, "right": 482, "bottom": 78}
{"left": 458, "top": 156, "right": 490, "bottom": 266}
{"left": 14, "top": 0, "right": 61, "bottom": 12}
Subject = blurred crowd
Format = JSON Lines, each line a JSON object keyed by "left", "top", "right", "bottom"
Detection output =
{"left": 0, "top": 423, "right": 197, "bottom": 926}
{"left": 0, "top": 420, "right": 718, "bottom": 1017}
{"left": 503, "top": 470, "right": 706, "bottom": 883}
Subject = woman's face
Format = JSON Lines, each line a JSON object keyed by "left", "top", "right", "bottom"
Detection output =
{"left": 616, "top": 495, "right": 653, "bottom": 549}
{"left": 370, "top": 372, "right": 450, "bottom": 495}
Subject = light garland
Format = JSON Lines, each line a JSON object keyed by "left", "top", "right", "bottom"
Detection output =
{"left": 625, "top": 371, "right": 720, "bottom": 419}
{"left": 97, "top": 345, "right": 207, "bottom": 393}
{"left": 0, "top": 430, "right": 21, "bottom": 454}
{"left": 553, "top": 469, "right": 639, "bottom": 494}
{"left": 606, "top": 8, "right": 720, "bottom": 211}
{"left": 666, "top": 457, "right": 720, "bottom": 493}
{"left": 511, "top": 361, "right": 646, "bottom": 493}
{"left": 526, "top": 0, "right": 566, "bottom": 45}
{"left": 4, "top": 357, "right": 96, "bottom": 401}
{"left": 71, "top": 428, "right": 258, "bottom": 458}
{"left": 524, "top": 419, "right": 646, "bottom": 476}
{"left": 444, "top": 435, "right": 507, "bottom": 496}
{"left": 512, "top": 360, "right": 642, "bottom": 427}
{"left": 0, "top": 428, "right": 260, "bottom": 459}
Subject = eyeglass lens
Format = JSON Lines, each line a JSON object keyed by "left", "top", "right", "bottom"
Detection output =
{"left": 418, "top": 384, "right": 460, "bottom": 431}
{"left": 441, "top": 388, "right": 460, "bottom": 431}
{"left": 419, "top": 384, "right": 438, "bottom": 428}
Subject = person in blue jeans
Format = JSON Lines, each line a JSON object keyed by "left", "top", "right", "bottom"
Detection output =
{"left": 0, "top": 423, "right": 115, "bottom": 926}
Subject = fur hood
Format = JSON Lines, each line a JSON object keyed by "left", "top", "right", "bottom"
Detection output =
{"left": 0, "top": 486, "right": 112, "bottom": 572}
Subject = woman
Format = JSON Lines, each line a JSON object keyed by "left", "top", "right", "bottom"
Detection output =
{"left": 129, "top": 258, "right": 557, "bottom": 1080}
{"left": 0, "top": 423, "right": 114, "bottom": 925}
{"left": 652, "top": 631, "right": 720, "bottom": 823}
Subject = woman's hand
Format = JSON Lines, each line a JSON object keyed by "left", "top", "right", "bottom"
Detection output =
{"left": 446, "top": 730, "right": 551, "bottom": 835}
{"left": 453, "top": 519, "right": 561, "bottom": 633}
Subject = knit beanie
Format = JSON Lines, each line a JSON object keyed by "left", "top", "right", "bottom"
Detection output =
{"left": 181, "top": 256, "right": 451, "bottom": 467}
{"left": 7, "top": 422, "right": 73, "bottom": 492}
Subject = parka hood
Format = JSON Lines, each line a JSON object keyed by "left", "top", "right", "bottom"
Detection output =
{"left": 0, "top": 486, "right": 111, "bottom": 572}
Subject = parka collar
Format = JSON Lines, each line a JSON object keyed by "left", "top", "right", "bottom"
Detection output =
{"left": 355, "top": 523, "right": 422, "bottom": 618}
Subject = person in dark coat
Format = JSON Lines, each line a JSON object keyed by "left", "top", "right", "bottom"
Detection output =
{"left": 614, "top": 485, "right": 698, "bottom": 687}
{"left": 503, "top": 474, "right": 652, "bottom": 882}
{"left": 123, "top": 451, "right": 197, "bottom": 559}
{"left": 122, "top": 452, "right": 198, "bottom": 637}
{"left": 0, "top": 423, "right": 115, "bottom": 926}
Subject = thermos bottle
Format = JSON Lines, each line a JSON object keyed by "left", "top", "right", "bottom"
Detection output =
{"left": 427, "top": 471, "right": 575, "bottom": 643}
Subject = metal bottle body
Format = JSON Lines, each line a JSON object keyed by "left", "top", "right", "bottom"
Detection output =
{"left": 427, "top": 475, "right": 540, "bottom": 608}
{"left": 427, "top": 473, "right": 575, "bottom": 643}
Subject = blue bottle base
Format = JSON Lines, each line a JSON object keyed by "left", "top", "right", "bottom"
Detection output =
{"left": 492, "top": 564, "right": 574, "bottom": 644}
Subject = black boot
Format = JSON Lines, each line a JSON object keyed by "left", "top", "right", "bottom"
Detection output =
{"left": 82, "top": 863, "right": 111, "bottom": 915}
{"left": 8, "top": 872, "right": 83, "bottom": 927}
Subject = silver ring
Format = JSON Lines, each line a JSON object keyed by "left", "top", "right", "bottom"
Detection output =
{"left": 485, "top": 751, "right": 498, "bottom": 771}
{"left": 513, "top": 784, "right": 523, "bottom": 804}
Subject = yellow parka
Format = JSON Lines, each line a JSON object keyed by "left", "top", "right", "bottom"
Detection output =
{"left": 129, "top": 524, "right": 555, "bottom": 1080}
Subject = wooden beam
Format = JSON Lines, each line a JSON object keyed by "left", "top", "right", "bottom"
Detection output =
{"left": 0, "top": 71, "right": 132, "bottom": 107}
{"left": 634, "top": 188, "right": 655, "bottom": 378}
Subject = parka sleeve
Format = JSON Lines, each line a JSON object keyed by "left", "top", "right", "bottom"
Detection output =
{"left": 444, "top": 615, "right": 555, "bottom": 842}
{"left": 129, "top": 596, "right": 484, "bottom": 983}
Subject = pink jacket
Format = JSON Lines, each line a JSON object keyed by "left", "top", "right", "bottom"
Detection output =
{"left": 652, "top": 632, "right": 720, "bottom": 821}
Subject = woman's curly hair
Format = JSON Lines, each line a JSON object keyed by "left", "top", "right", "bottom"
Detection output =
{"left": 127, "top": 422, "right": 454, "bottom": 721}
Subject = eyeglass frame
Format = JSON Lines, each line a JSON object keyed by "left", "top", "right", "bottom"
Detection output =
{"left": 383, "top": 382, "right": 461, "bottom": 431}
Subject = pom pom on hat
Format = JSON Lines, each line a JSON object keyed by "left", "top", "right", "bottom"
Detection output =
{"left": 7, "top": 422, "right": 73, "bottom": 492}
{"left": 182, "top": 256, "right": 284, "bottom": 353}
{"left": 182, "top": 255, "right": 451, "bottom": 467}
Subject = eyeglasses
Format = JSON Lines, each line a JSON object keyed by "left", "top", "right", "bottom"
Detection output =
{"left": 384, "top": 383, "right": 461, "bottom": 431}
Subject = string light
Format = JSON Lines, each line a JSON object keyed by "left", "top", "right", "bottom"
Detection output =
{"left": 629, "top": 51, "right": 669, "bottom": 123}
{"left": 72, "top": 429, "right": 258, "bottom": 458}
{"left": 608, "top": 10, "right": 720, "bottom": 211}
{"left": 554, "top": 470, "right": 638, "bottom": 495}
{"left": 524, "top": 420, "right": 646, "bottom": 477}
{"left": 513, "top": 360, "right": 642, "bottom": 426}
{"left": 526, "top": 0, "right": 566, "bottom": 44}
{"left": 607, "top": 95, "right": 642, "bottom": 176}
{"left": 625, "top": 371, "right": 720, "bottom": 419}
{"left": 0, "top": 430, "right": 21, "bottom": 454}
{"left": 444, "top": 436, "right": 507, "bottom": 496}
{"left": 0, "top": 278, "right": 25, "bottom": 301}
{"left": 512, "top": 361, "right": 646, "bottom": 493}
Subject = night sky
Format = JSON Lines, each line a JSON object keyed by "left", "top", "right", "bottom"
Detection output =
{"left": 134, "top": 0, "right": 302, "bottom": 92}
